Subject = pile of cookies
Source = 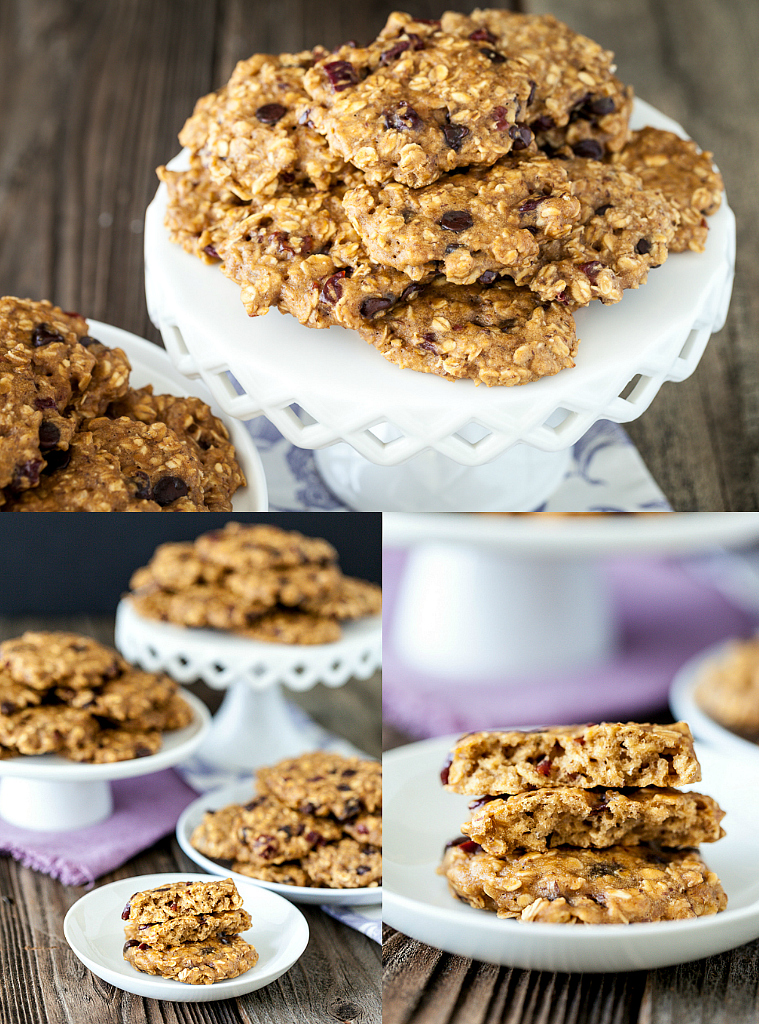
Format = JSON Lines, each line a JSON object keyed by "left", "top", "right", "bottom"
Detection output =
{"left": 122, "top": 878, "right": 258, "bottom": 985}
{"left": 191, "top": 751, "right": 382, "bottom": 888}
{"left": 0, "top": 631, "right": 193, "bottom": 763}
{"left": 439, "top": 722, "right": 727, "bottom": 923}
{"left": 0, "top": 296, "right": 245, "bottom": 510}
{"left": 160, "top": 9, "right": 723, "bottom": 386}
{"left": 129, "top": 521, "right": 382, "bottom": 643}
{"left": 695, "top": 639, "right": 759, "bottom": 740}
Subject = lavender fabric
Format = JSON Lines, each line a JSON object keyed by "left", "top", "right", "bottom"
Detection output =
{"left": 382, "top": 551, "right": 758, "bottom": 737}
{"left": 0, "top": 769, "right": 197, "bottom": 886}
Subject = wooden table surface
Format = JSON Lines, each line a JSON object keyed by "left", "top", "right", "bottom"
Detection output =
{"left": 0, "top": 0, "right": 757, "bottom": 510}
{"left": 0, "top": 616, "right": 381, "bottom": 1024}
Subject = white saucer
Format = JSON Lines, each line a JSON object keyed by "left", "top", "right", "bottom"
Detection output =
{"left": 88, "top": 320, "right": 268, "bottom": 510}
{"left": 64, "top": 871, "right": 309, "bottom": 1002}
{"left": 177, "top": 781, "right": 383, "bottom": 906}
{"left": 670, "top": 639, "right": 759, "bottom": 758}
{"left": 383, "top": 734, "right": 759, "bottom": 973}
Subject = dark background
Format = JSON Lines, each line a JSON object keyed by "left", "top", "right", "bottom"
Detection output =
{"left": 0, "top": 512, "right": 381, "bottom": 613}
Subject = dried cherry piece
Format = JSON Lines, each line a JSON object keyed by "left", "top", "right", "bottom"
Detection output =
{"left": 419, "top": 333, "right": 438, "bottom": 353}
{"left": 443, "top": 123, "right": 470, "bottom": 151}
{"left": 384, "top": 102, "right": 423, "bottom": 132}
{"left": 469, "top": 28, "right": 497, "bottom": 44}
{"left": 255, "top": 103, "right": 287, "bottom": 125}
{"left": 571, "top": 139, "right": 604, "bottom": 160}
{"left": 38, "top": 422, "right": 60, "bottom": 450}
{"left": 31, "top": 323, "right": 65, "bottom": 347}
{"left": 527, "top": 80, "right": 537, "bottom": 106}
{"left": 492, "top": 106, "right": 511, "bottom": 132}
{"left": 444, "top": 835, "right": 470, "bottom": 850}
{"left": 379, "top": 40, "right": 409, "bottom": 64}
{"left": 203, "top": 244, "right": 219, "bottom": 259}
{"left": 360, "top": 296, "right": 393, "bottom": 318}
{"left": 319, "top": 269, "right": 350, "bottom": 305}
{"left": 33, "top": 396, "right": 57, "bottom": 410}
{"left": 153, "top": 476, "right": 189, "bottom": 506}
{"left": 440, "top": 754, "right": 452, "bottom": 784}
{"left": 121, "top": 902, "right": 131, "bottom": 920}
{"left": 356, "top": 865, "right": 370, "bottom": 875}
{"left": 458, "top": 840, "right": 482, "bottom": 854}
{"left": 519, "top": 198, "right": 541, "bottom": 213}
{"left": 438, "top": 210, "right": 473, "bottom": 232}
{"left": 323, "top": 60, "right": 358, "bottom": 91}
{"left": 468, "top": 794, "right": 499, "bottom": 810}
{"left": 11, "top": 459, "right": 42, "bottom": 490}
{"left": 1, "top": 700, "right": 16, "bottom": 714}
{"left": 579, "top": 260, "right": 604, "bottom": 283}
{"left": 536, "top": 758, "right": 553, "bottom": 776}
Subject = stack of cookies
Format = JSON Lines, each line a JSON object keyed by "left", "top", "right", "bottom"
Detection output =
{"left": 191, "top": 751, "right": 382, "bottom": 888}
{"left": 0, "top": 631, "right": 193, "bottom": 763}
{"left": 160, "top": 10, "right": 723, "bottom": 387}
{"left": 0, "top": 296, "right": 245, "bottom": 510}
{"left": 129, "top": 521, "right": 382, "bottom": 643}
{"left": 122, "top": 878, "right": 258, "bottom": 985}
{"left": 439, "top": 722, "right": 728, "bottom": 923}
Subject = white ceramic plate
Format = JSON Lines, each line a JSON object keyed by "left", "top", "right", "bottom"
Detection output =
{"left": 383, "top": 511, "right": 759, "bottom": 556}
{"left": 0, "top": 688, "right": 210, "bottom": 782}
{"left": 670, "top": 638, "right": 759, "bottom": 759}
{"left": 64, "top": 871, "right": 309, "bottom": 1001}
{"left": 88, "top": 320, "right": 268, "bottom": 510}
{"left": 383, "top": 735, "right": 759, "bottom": 973}
{"left": 177, "top": 781, "right": 383, "bottom": 906}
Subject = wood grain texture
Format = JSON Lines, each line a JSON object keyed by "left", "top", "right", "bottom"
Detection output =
{"left": 0, "top": 0, "right": 757, "bottom": 508}
{"left": 0, "top": 614, "right": 380, "bottom": 1023}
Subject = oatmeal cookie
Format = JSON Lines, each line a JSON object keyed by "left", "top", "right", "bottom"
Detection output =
{"left": 108, "top": 387, "right": 246, "bottom": 511}
{"left": 256, "top": 752, "right": 382, "bottom": 820}
{"left": 442, "top": 722, "right": 701, "bottom": 795}
{"left": 238, "top": 609, "right": 342, "bottom": 645}
{"left": 611, "top": 126, "right": 723, "bottom": 253}
{"left": 300, "top": 576, "right": 382, "bottom": 619}
{"left": 303, "top": 838, "right": 382, "bottom": 888}
{"left": 66, "top": 727, "right": 162, "bottom": 763}
{"left": 158, "top": 158, "right": 250, "bottom": 263}
{"left": 63, "top": 670, "right": 178, "bottom": 721}
{"left": 118, "top": 691, "right": 194, "bottom": 733}
{"left": 125, "top": 908, "right": 252, "bottom": 950}
{"left": 0, "top": 706, "right": 97, "bottom": 757}
{"left": 191, "top": 805, "right": 246, "bottom": 863}
{"left": 463, "top": 787, "right": 726, "bottom": 854}
{"left": 123, "top": 933, "right": 258, "bottom": 985}
{"left": 438, "top": 9, "right": 632, "bottom": 156}
{"left": 225, "top": 562, "right": 343, "bottom": 609}
{"left": 441, "top": 841, "right": 726, "bottom": 923}
{"left": 180, "top": 49, "right": 349, "bottom": 199}
{"left": 129, "top": 541, "right": 226, "bottom": 592}
{"left": 358, "top": 276, "right": 578, "bottom": 386}
{"left": 695, "top": 639, "right": 759, "bottom": 738}
{"left": 0, "top": 674, "right": 44, "bottom": 715}
{"left": 302, "top": 13, "right": 536, "bottom": 188}
{"left": 231, "top": 861, "right": 309, "bottom": 887}
{"left": 235, "top": 794, "right": 342, "bottom": 865}
{"left": 0, "top": 632, "right": 125, "bottom": 691}
{"left": 130, "top": 583, "right": 271, "bottom": 631}
{"left": 123, "top": 878, "right": 243, "bottom": 926}
{"left": 194, "top": 521, "right": 337, "bottom": 571}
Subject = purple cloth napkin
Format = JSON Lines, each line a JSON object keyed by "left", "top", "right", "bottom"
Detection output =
{"left": 0, "top": 769, "right": 197, "bottom": 886}
{"left": 383, "top": 550, "right": 758, "bottom": 737}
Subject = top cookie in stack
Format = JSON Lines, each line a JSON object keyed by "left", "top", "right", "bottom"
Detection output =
{"left": 160, "top": 10, "right": 723, "bottom": 387}
{"left": 129, "top": 521, "right": 382, "bottom": 643}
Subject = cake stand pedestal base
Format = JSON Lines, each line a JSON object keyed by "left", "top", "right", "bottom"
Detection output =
{"left": 0, "top": 777, "right": 113, "bottom": 832}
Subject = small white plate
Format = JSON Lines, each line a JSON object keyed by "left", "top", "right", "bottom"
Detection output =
{"left": 177, "top": 782, "right": 383, "bottom": 906}
{"left": 0, "top": 689, "right": 210, "bottom": 782}
{"left": 88, "top": 320, "right": 268, "bottom": 511}
{"left": 383, "top": 734, "right": 759, "bottom": 973}
{"left": 670, "top": 639, "right": 759, "bottom": 758}
{"left": 64, "top": 871, "right": 309, "bottom": 1001}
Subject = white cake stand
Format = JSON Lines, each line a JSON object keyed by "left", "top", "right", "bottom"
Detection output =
{"left": 384, "top": 512, "right": 759, "bottom": 680}
{"left": 0, "top": 690, "right": 210, "bottom": 832}
{"left": 89, "top": 321, "right": 268, "bottom": 510}
{"left": 114, "top": 598, "right": 382, "bottom": 772}
{"left": 144, "top": 99, "right": 735, "bottom": 512}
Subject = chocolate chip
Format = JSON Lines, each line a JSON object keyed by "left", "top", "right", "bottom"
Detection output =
{"left": 480, "top": 47, "right": 505, "bottom": 63}
{"left": 341, "top": 769, "right": 356, "bottom": 777}
{"left": 527, "top": 80, "right": 537, "bottom": 106}
{"left": 123, "top": 940, "right": 140, "bottom": 950}
{"left": 635, "top": 238, "right": 652, "bottom": 255}
{"left": 595, "top": 204, "right": 612, "bottom": 217}
{"left": 444, "top": 243, "right": 463, "bottom": 255}
{"left": 130, "top": 471, "right": 153, "bottom": 501}
{"left": 468, "top": 794, "right": 500, "bottom": 810}
{"left": 1, "top": 701, "right": 16, "bottom": 715}
{"left": 356, "top": 866, "right": 370, "bottom": 875}
{"left": 255, "top": 103, "right": 287, "bottom": 125}
{"left": 42, "top": 448, "right": 70, "bottom": 474}
{"left": 442, "top": 123, "right": 469, "bottom": 151}
{"left": 323, "top": 60, "right": 358, "bottom": 91}
{"left": 478, "top": 270, "right": 497, "bottom": 285}
{"left": 302, "top": 802, "right": 317, "bottom": 815}
{"left": 571, "top": 139, "right": 604, "bottom": 160}
{"left": 359, "top": 296, "right": 393, "bottom": 318}
{"left": 38, "top": 421, "right": 60, "bottom": 450}
{"left": 153, "top": 476, "right": 189, "bottom": 506}
{"left": 588, "top": 96, "right": 615, "bottom": 116}
{"left": 135, "top": 745, "right": 152, "bottom": 757}
{"left": 121, "top": 902, "right": 131, "bottom": 920}
{"left": 508, "top": 124, "right": 532, "bottom": 150}
{"left": 438, "top": 210, "right": 473, "bottom": 232}
{"left": 79, "top": 335, "right": 98, "bottom": 347}
{"left": 499, "top": 319, "right": 517, "bottom": 332}
{"left": 399, "top": 283, "right": 421, "bottom": 303}
{"left": 531, "top": 115, "right": 555, "bottom": 133}
{"left": 31, "top": 323, "right": 65, "bottom": 347}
